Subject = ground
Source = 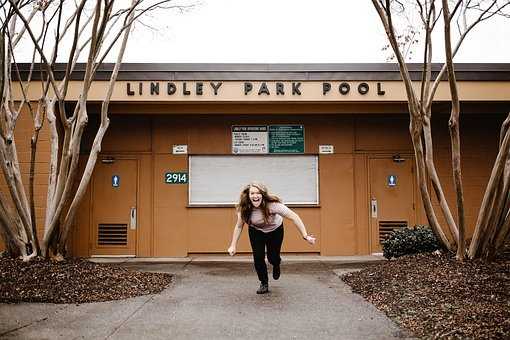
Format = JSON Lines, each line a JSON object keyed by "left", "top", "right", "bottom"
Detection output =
{"left": 0, "top": 252, "right": 508, "bottom": 339}
{"left": 0, "top": 257, "right": 172, "bottom": 303}
{"left": 341, "top": 251, "right": 510, "bottom": 339}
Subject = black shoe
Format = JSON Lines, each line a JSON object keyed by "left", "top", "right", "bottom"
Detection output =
{"left": 272, "top": 264, "right": 280, "bottom": 280}
{"left": 256, "top": 283, "right": 269, "bottom": 294}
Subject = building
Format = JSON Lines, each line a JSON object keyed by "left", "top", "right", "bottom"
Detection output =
{"left": 11, "top": 63, "right": 510, "bottom": 257}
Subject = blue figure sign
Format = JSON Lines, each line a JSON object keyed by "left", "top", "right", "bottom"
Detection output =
{"left": 387, "top": 174, "right": 397, "bottom": 187}
{"left": 112, "top": 175, "right": 120, "bottom": 188}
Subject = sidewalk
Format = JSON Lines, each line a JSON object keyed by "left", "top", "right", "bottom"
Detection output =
{"left": 1, "top": 258, "right": 414, "bottom": 340}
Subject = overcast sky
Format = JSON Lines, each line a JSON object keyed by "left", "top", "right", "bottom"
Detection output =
{"left": 118, "top": 0, "right": 509, "bottom": 63}
{"left": 16, "top": 0, "right": 510, "bottom": 63}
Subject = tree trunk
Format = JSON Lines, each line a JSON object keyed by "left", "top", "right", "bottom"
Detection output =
{"left": 409, "top": 115, "right": 454, "bottom": 251}
{"left": 442, "top": 0, "right": 466, "bottom": 260}
{"left": 422, "top": 114, "right": 459, "bottom": 243}
{"left": 469, "top": 115, "right": 510, "bottom": 258}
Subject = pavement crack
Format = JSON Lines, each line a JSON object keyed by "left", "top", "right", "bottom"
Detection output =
{"left": 183, "top": 258, "right": 193, "bottom": 269}
{"left": 0, "top": 316, "right": 49, "bottom": 338}
{"left": 104, "top": 295, "right": 154, "bottom": 340}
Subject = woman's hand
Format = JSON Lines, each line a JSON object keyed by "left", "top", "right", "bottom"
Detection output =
{"left": 228, "top": 245, "right": 236, "bottom": 256}
{"left": 304, "top": 235, "right": 316, "bottom": 245}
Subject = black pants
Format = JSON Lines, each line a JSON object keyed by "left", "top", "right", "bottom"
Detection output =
{"left": 248, "top": 224, "right": 284, "bottom": 284}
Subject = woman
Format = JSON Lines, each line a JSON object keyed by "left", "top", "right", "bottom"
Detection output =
{"left": 227, "top": 182, "right": 316, "bottom": 294}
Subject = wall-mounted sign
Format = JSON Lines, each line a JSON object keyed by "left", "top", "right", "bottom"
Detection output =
{"left": 125, "top": 81, "right": 387, "bottom": 99}
{"left": 165, "top": 172, "right": 188, "bottom": 184}
{"left": 319, "top": 145, "right": 334, "bottom": 154}
{"left": 387, "top": 175, "right": 397, "bottom": 187}
{"left": 232, "top": 126, "right": 268, "bottom": 154}
{"left": 172, "top": 145, "right": 188, "bottom": 154}
{"left": 269, "top": 125, "right": 304, "bottom": 154}
{"left": 231, "top": 125, "right": 305, "bottom": 154}
{"left": 112, "top": 175, "right": 120, "bottom": 188}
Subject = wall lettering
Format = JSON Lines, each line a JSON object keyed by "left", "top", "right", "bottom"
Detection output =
{"left": 210, "top": 82, "right": 222, "bottom": 95}
{"left": 292, "top": 82, "right": 301, "bottom": 95}
{"left": 150, "top": 82, "right": 159, "bottom": 95}
{"left": 125, "top": 81, "right": 387, "bottom": 98}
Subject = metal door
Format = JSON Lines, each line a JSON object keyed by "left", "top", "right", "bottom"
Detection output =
{"left": 90, "top": 158, "right": 138, "bottom": 256}
{"left": 369, "top": 156, "right": 415, "bottom": 253}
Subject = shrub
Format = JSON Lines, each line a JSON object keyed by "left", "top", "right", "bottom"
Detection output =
{"left": 382, "top": 225, "right": 440, "bottom": 259}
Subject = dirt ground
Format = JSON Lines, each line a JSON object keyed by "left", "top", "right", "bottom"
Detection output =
{"left": 0, "top": 257, "right": 172, "bottom": 303}
{"left": 341, "top": 251, "right": 510, "bottom": 339}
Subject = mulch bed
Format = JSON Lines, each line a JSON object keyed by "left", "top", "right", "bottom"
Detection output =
{"left": 341, "top": 252, "right": 510, "bottom": 339}
{"left": 0, "top": 257, "right": 172, "bottom": 304}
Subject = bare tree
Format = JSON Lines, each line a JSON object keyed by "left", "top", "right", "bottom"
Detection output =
{"left": 371, "top": 0, "right": 510, "bottom": 260}
{"left": 0, "top": 0, "right": 190, "bottom": 261}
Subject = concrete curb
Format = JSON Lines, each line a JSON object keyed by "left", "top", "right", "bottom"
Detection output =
{"left": 88, "top": 255, "right": 385, "bottom": 265}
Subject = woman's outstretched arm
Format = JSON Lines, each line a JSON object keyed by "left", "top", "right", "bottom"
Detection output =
{"left": 286, "top": 210, "right": 316, "bottom": 244}
{"left": 228, "top": 212, "right": 244, "bottom": 256}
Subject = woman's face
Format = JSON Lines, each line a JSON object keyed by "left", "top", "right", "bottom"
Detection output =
{"left": 249, "top": 186, "right": 263, "bottom": 208}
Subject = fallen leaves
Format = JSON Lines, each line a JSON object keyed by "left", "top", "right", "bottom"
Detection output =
{"left": 0, "top": 257, "right": 172, "bottom": 304}
{"left": 341, "top": 251, "right": 510, "bottom": 339}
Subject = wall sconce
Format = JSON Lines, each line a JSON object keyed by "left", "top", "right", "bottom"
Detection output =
{"left": 101, "top": 156, "right": 115, "bottom": 164}
{"left": 392, "top": 154, "right": 405, "bottom": 163}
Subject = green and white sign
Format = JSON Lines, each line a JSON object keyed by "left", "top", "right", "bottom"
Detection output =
{"left": 269, "top": 125, "right": 304, "bottom": 153}
{"left": 231, "top": 125, "right": 305, "bottom": 154}
{"left": 165, "top": 172, "right": 188, "bottom": 184}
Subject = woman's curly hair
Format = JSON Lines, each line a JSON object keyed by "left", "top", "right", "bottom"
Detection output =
{"left": 237, "top": 182, "right": 281, "bottom": 225}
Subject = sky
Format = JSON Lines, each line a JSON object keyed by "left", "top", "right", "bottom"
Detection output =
{"left": 16, "top": 0, "right": 510, "bottom": 63}
{"left": 120, "top": 0, "right": 510, "bottom": 63}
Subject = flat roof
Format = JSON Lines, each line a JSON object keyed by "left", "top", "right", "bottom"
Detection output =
{"left": 16, "top": 63, "right": 510, "bottom": 81}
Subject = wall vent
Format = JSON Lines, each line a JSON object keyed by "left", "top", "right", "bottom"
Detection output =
{"left": 98, "top": 224, "right": 127, "bottom": 246}
{"left": 379, "top": 221, "right": 407, "bottom": 242}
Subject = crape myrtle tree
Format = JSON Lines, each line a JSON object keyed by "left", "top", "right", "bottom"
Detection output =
{"left": 371, "top": 0, "right": 510, "bottom": 260}
{"left": 0, "top": 0, "right": 188, "bottom": 261}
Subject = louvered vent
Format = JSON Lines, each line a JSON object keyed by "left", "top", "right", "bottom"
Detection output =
{"left": 98, "top": 224, "right": 127, "bottom": 246}
{"left": 379, "top": 221, "right": 407, "bottom": 242}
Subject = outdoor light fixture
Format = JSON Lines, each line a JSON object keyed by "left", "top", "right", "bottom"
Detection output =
{"left": 101, "top": 156, "right": 115, "bottom": 164}
{"left": 392, "top": 154, "right": 405, "bottom": 163}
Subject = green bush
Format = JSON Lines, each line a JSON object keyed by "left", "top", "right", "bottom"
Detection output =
{"left": 382, "top": 225, "right": 440, "bottom": 259}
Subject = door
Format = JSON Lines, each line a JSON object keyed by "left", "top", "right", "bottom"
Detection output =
{"left": 369, "top": 157, "right": 415, "bottom": 253}
{"left": 90, "top": 158, "right": 138, "bottom": 256}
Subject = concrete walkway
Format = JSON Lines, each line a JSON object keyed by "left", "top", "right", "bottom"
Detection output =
{"left": 0, "top": 260, "right": 413, "bottom": 340}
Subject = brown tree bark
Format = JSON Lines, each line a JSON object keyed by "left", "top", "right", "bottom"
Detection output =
{"left": 442, "top": 0, "right": 465, "bottom": 260}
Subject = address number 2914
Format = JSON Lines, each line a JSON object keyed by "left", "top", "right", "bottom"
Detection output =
{"left": 165, "top": 172, "right": 188, "bottom": 184}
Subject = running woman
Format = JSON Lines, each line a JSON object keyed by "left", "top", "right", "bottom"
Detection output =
{"left": 228, "top": 182, "right": 316, "bottom": 294}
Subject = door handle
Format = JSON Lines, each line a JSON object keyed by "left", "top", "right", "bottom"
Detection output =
{"left": 371, "top": 198, "right": 378, "bottom": 218}
{"left": 130, "top": 207, "right": 137, "bottom": 230}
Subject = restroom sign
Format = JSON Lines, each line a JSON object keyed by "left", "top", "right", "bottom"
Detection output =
{"left": 112, "top": 175, "right": 120, "bottom": 187}
{"left": 387, "top": 175, "right": 397, "bottom": 187}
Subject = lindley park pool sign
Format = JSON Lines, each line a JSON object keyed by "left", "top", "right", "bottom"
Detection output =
{"left": 125, "top": 81, "right": 387, "bottom": 98}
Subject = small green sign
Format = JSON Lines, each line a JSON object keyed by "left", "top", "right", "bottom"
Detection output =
{"left": 269, "top": 125, "right": 304, "bottom": 153}
{"left": 165, "top": 172, "right": 188, "bottom": 184}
